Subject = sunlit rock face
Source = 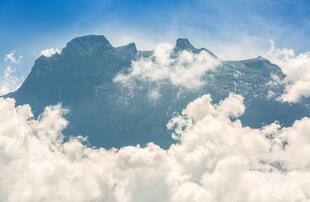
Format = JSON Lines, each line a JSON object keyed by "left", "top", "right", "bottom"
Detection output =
{"left": 5, "top": 35, "right": 310, "bottom": 148}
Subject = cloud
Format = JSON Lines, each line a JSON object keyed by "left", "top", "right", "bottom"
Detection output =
{"left": 0, "top": 51, "right": 24, "bottom": 95}
{"left": 167, "top": 93, "right": 245, "bottom": 140}
{"left": 4, "top": 51, "right": 22, "bottom": 64}
{"left": 0, "top": 66, "right": 22, "bottom": 95}
{"left": 266, "top": 41, "right": 310, "bottom": 103}
{"left": 40, "top": 48, "right": 60, "bottom": 57}
{"left": 1, "top": 93, "right": 310, "bottom": 202}
{"left": 114, "top": 43, "right": 220, "bottom": 91}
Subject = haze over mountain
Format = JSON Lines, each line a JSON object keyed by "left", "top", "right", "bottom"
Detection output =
{"left": 5, "top": 35, "right": 310, "bottom": 148}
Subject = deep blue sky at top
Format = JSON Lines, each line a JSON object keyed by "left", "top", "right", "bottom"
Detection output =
{"left": 1, "top": 0, "right": 310, "bottom": 76}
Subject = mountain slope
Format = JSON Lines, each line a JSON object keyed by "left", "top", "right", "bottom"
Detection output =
{"left": 5, "top": 35, "right": 310, "bottom": 148}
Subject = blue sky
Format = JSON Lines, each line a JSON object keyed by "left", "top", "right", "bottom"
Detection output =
{"left": 1, "top": 0, "right": 310, "bottom": 78}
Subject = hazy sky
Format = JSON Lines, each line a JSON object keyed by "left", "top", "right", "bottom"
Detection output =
{"left": 1, "top": 0, "right": 310, "bottom": 77}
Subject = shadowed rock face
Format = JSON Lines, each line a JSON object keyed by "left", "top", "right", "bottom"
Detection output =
{"left": 5, "top": 35, "right": 310, "bottom": 148}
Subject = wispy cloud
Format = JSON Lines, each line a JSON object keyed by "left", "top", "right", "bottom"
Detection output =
{"left": 0, "top": 51, "right": 23, "bottom": 95}
{"left": 4, "top": 51, "right": 22, "bottom": 64}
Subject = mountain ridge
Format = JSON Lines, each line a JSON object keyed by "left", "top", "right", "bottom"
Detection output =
{"left": 4, "top": 35, "right": 309, "bottom": 148}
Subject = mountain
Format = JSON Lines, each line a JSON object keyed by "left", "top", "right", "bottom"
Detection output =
{"left": 5, "top": 35, "right": 310, "bottom": 148}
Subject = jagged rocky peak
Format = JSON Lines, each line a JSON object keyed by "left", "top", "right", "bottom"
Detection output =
{"left": 62, "top": 35, "right": 113, "bottom": 55}
{"left": 175, "top": 38, "right": 196, "bottom": 51}
{"left": 174, "top": 38, "right": 217, "bottom": 57}
{"left": 224, "top": 56, "right": 284, "bottom": 79}
{"left": 116, "top": 42, "right": 137, "bottom": 52}
{"left": 126, "top": 42, "right": 136, "bottom": 49}
{"left": 257, "top": 56, "right": 268, "bottom": 60}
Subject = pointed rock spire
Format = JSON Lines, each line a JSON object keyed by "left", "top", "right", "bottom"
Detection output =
{"left": 174, "top": 38, "right": 217, "bottom": 57}
{"left": 175, "top": 38, "right": 196, "bottom": 51}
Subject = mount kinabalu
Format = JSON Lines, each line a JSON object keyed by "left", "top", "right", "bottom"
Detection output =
{"left": 5, "top": 35, "right": 310, "bottom": 148}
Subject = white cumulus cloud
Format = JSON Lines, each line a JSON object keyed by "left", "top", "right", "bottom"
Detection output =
{"left": 1, "top": 93, "right": 310, "bottom": 202}
{"left": 0, "top": 51, "right": 24, "bottom": 95}
{"left": 0, "top": 66, "right": 22, "bottom": 95}
{"left": 266, "top": 41, "right": 310, "bottom": 103}
{"left": 41, "top": 48, "right": 60, "bottom": 57}
{"left": 4, "top": 51, "right": 22, "bottom": 64}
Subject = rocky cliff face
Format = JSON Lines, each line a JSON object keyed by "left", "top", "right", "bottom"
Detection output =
{"left": 6, "top": 35, "right": 310, "bottom": 148}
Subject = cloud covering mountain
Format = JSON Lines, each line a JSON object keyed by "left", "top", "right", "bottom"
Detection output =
{"left": 0, "top": 35, "right": 310, "bottom": 202}
{"left": 2, "top": 1, "right": 310, "bottom": 201}
{"left": 1, "top": 94, "right": 310, "bottom": 202}
{"left": 5, "top": 35, "right": 309, "bottom": 149}
{"left": 114, "top": 42, "right": 220, "bottom": 91}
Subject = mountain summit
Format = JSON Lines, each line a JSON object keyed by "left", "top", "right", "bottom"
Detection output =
{"left": 175, "top": 38, "right": 196, "bottom": 51}
{"left": 62, "top": 35, "right": 113, "bottom": 56}
{"left": 174, "top": 38, "right": 217, "bottom": 57}
{"left": 5, "top": 35, "right": 309, "bottom": 148}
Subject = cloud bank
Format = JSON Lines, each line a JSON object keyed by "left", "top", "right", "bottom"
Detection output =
{"left": 1, "top": 93, "right": 310, "bottom": 202}
{"left": 114, "top": 43, "right": 220, "bottom": 90}
{"left": 266, "top": 41, "right": 310, "bottom": 103}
